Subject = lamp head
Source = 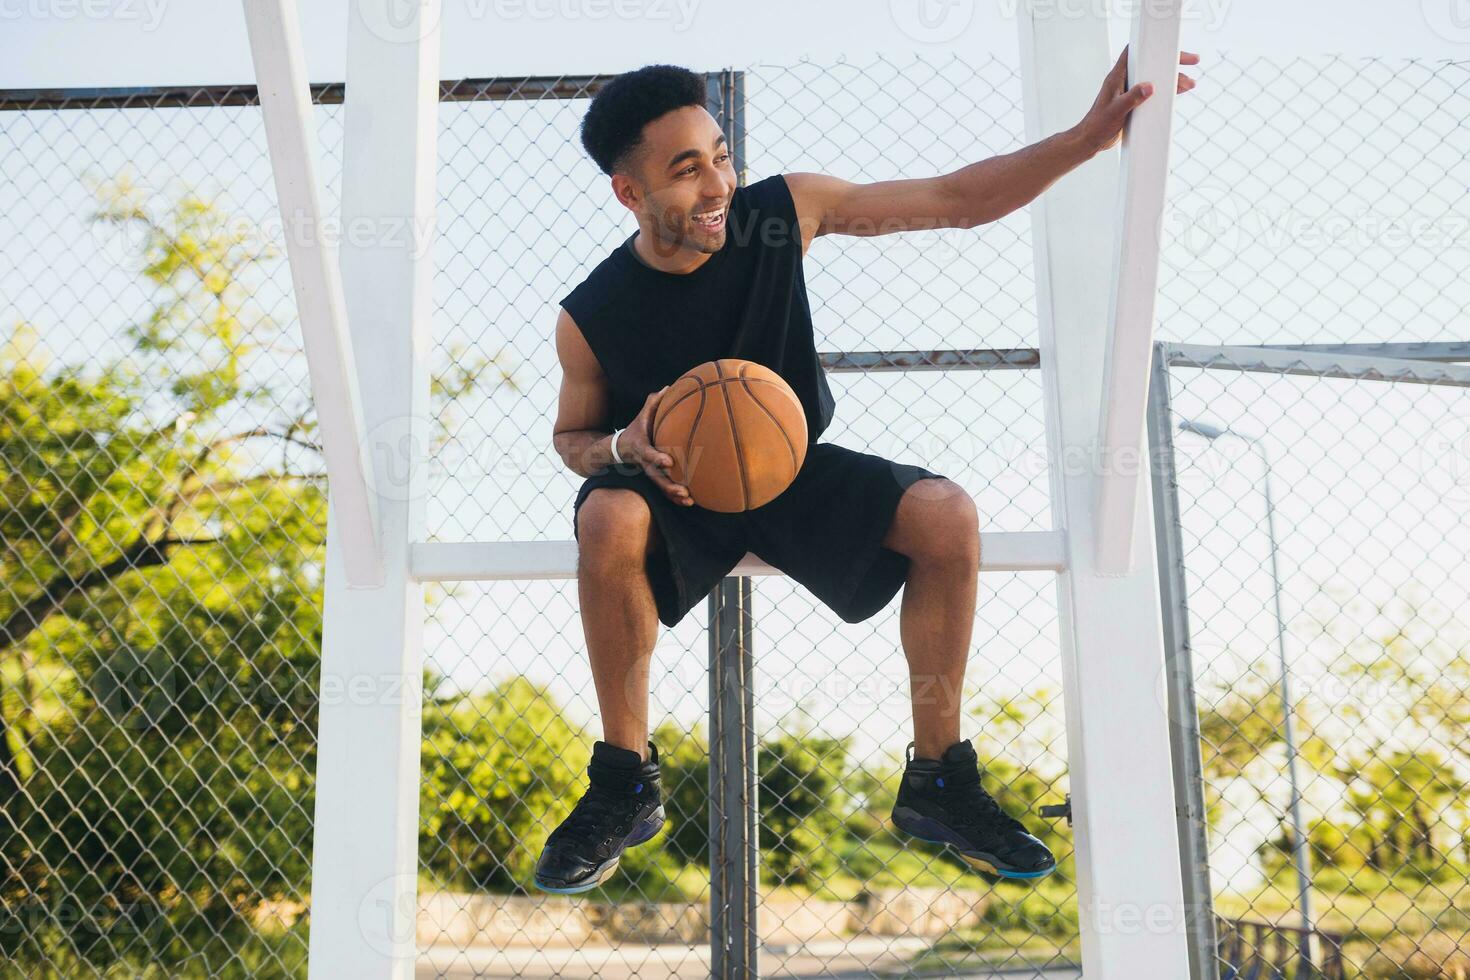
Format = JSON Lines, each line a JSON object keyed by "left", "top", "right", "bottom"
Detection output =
{"left": 1179, "top": 419, "right": 1228, "bottom": 440}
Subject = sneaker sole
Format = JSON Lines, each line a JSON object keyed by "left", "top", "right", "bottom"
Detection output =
{"left": 891, "top": 807, "right": 1056, "bottom": 881}
{"left": 533, "top": 811, "right": 665, "bottom": 895}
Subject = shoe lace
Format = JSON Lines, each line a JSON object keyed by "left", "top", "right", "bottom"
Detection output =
{"left": 558, "top": 783, "right": 637, "bottom": 840}
{"left": 939, "top": 766, "right": 1029, "bottom": 837}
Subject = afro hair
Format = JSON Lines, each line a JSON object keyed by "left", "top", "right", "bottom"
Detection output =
{"left": 579, "top": 64, "right": 707, "bottom": 177}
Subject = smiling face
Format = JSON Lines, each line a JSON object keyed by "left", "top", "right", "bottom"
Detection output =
{"left": 614, "top": 105, "right": 738, "bottom": 264}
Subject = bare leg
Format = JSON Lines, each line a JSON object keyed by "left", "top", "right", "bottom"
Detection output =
{"left": 575, "top": 488, "right": 663, "bottom": 763}
{"left": 881, "top": 479, "right": 981, "bottom": 762}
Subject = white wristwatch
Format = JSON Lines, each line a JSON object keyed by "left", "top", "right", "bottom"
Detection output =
{"left": 609, "top": 427, "right": 626, "bottom": 464}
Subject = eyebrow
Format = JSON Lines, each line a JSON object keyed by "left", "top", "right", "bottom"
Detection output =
{"left": 666, "top": 134, "right": 727, "bottom": 171}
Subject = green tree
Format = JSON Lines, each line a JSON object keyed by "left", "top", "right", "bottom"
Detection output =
{"left": 1305, "top": 589, "right": 1470, "bottom": 877}
{"left": 419, "top": 675, "right": 588, "bottom": 893}
{"left": 647, "top": 723, "right": 712, "bottom": 876}
{"left": 0, "top": 178, "right": 497, "bottom": 974}
{"left": 757, "top": 728, "right": 851, "bottom": 887}
{"left": 971, "top": 688, "right": 1074, "bottom": 881}
{"left": 1188, "top": 588, "right": 1470, "bottom": 883}
{"left": 0, "top": 207, "right": 329, "bottom": 969}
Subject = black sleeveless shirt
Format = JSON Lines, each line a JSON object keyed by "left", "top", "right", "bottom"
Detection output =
{"left": 559, "top": 173, "right": 835, "bottom": 444}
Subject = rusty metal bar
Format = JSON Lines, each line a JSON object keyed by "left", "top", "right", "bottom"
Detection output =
{"left": 819, "top": 347, "right": 1041, "bottom": 373}
{"left": 0, "top": 75, "right": 614, "bottom": 111}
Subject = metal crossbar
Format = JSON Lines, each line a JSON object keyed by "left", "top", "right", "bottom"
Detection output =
{"left": 410, "top": 531, "right": 1069, "bottom": 582}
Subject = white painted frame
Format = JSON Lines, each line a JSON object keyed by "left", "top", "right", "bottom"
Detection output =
{"left": 242, "top": 0, "right": 384, "bottom": 590}
{"left": 243, "top": 0, "right": 443, "bottom": 976}
{"left": 1019, "top": 1, "right": 1192, "bottom": 976}
{"left": 1093, "top": 0, "right": 1185, "bottom": 575}
{"left": 243, "top": 0, "right": 1187, "bottom": 971}
{"left": 410, "top": 532, "right": 1069, "bottom": 583}
{"left": 310, "top": 0, "right": 444, "bottom": 968}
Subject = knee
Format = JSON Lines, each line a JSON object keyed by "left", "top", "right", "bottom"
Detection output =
{"left": 910, "top": 480, "right": 980, "bottom": 567}
{"left": 576, "top": 489, "right": 653, "bottom": 576}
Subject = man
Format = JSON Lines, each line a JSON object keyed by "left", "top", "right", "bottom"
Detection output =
{"left": 536, "top": 50, "right": 1198, "bottom": 894}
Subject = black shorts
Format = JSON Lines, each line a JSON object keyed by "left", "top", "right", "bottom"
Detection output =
{"left": 572, "top": 441, "right": 946, "bottom": 628}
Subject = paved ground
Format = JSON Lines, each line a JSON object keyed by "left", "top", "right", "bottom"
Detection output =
{"left": 417, "top": 939, "right": 1084, "bottom": 979}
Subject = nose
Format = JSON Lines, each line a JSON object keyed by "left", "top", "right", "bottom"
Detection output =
{"left": 699, "top": 165, "right": 730, "bottom": 202}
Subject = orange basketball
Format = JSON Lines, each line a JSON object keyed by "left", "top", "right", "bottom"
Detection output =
{"left": 651, "top": 359, "right": 808, "bottom": 512}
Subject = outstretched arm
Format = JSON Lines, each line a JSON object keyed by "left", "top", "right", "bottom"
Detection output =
{"left": 785, "top": 46, "right": 1199, "bottom": 253}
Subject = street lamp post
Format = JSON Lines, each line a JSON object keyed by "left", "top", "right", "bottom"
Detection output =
{"left": 1178, "top": 419, "right": 1316, "bottom": 977}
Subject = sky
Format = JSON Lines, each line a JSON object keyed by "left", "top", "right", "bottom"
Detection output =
{"left": 4, "top": 0, "right": 1470, "bottom": 89}
{"left": 4, "top": 0, "right": 1470, "bottom": 898}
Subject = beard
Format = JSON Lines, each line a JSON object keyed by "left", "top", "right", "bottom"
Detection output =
{"left": 648, "top": 212, "right": 723, "bottom": 255}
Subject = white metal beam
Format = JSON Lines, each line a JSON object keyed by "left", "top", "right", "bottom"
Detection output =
{"left": 409, "top": 531, "right": 1069, "bottom": 583}
{"left": 1019, "top": 3, "right": 1191, "bottom": 976}
{"left": 1093, "top": 0, "right": 1185, "bottom": 575}
{"left": 306, "top": 1, "right": 441, "bottom": 977}
{"left": 241, "top": 0, "right": 383, "bottom": 590}
{"left": 1167, "top": 342, "right": 1470, "bottom": 387}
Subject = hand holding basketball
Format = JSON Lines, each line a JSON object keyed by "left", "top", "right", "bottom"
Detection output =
{"left": 620, "top": 387, "right": 694, "bottom": 506}
{"left": 652, "top": 359, "right": 807, "bottom": 512}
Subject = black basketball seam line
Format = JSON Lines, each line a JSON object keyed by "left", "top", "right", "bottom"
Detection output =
{"left": 664, "top": 379, "right": 714, "bottom": 487}
{"left": 652, "top": 366, "right": 792, "bottom": 504}
{"left": 714, "top": 360, "right": 747, "bottom": 510}
{"left": 659, "top": 383, "right": 703, "bottom": 424}
{"left": 663, "top": 357, "right": 738, "bottom": 420}
{"left": 715, "top": 359, "right": 751, "bottom": 510}
{"left": 658, "top": 374, "right": 785, "bottom": 420}
{"left": 741, "top": 391, "right": 798, "bottom": 478}
{"left": 738, "top": 364, "right": 799, "bottom": 476}
{"left": 684, "top": 382, "right": 707, "bottom": 488}
{"left": 654, "top": 377, "right": 707, "bottom": 476}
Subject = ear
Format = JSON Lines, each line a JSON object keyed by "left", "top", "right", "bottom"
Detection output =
{"left": 611, "top": 173, "right": 641, "bottom": 212}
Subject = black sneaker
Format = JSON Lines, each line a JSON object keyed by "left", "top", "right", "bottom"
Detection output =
{"left": 532, "top": 739, "right": 666, "bottom": 894}
{"left": 890, "top": 737, "right": 1057, "bottom": 881}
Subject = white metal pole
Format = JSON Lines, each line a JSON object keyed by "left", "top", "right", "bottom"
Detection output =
{"left": 1018, "top": 4, "right": 1192, "bottom": 976}
{"left": 1093, "top": 0, "right": 1185, "bottom": 575}
{"left": 307, "top": 1, "right": 441, "bottom": 976}
{"left": 407, "top": 531, "right": 1069, "bottom": 582}
{"left": 241, "top": 0, "right": 384, "bottom": 590}
{"left": 1257, "top": 440, "right": 1316, "bottom": 973}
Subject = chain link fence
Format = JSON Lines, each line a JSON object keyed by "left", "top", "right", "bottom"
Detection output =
{"left": 1154, "top": 345, "right": 1470, "bottom": 980}
{"left": 423, "top": 54, "right": 1073, "bottom": 979}
{"left": 1148, "top": 51, "right": 1470, "bottom": 980}
{"left": 1, "top": 49, "right": 1467, "bottom": 978}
